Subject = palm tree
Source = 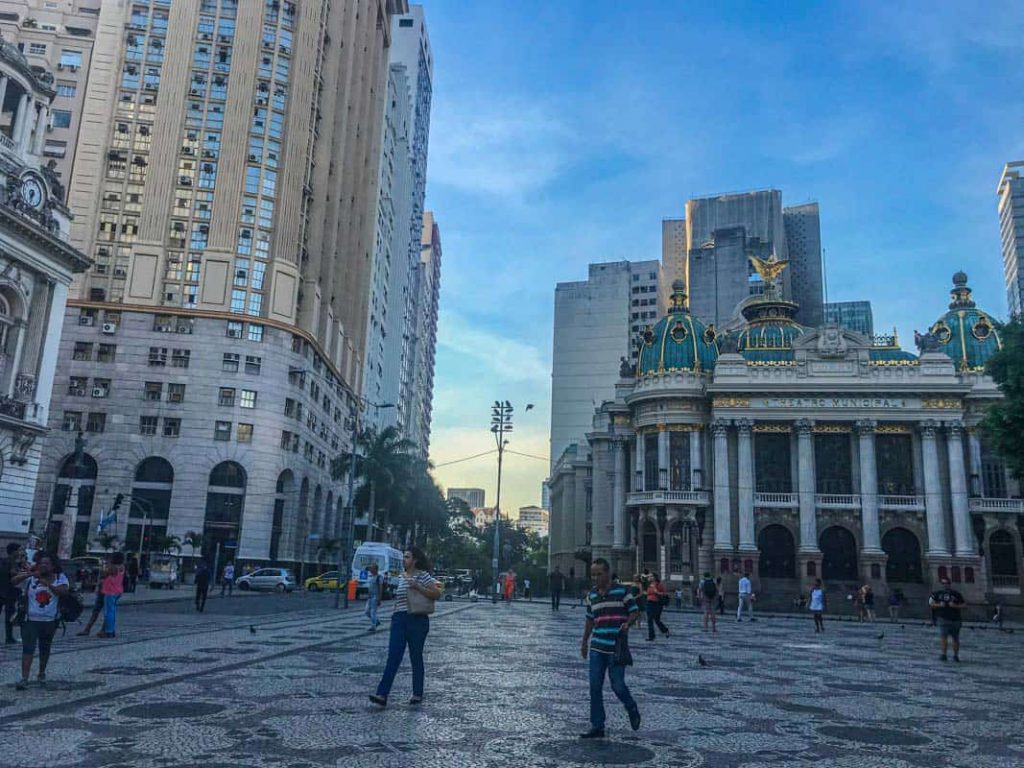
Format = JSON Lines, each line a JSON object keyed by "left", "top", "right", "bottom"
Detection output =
{"left": 183, "top": 530, "right": 203, "bottom": 577}
{"left": 94, "top": 532, "right": 120, "bottom": 553}
{"left": 148, "top": 533, "right": 182, "bottom": 554}
{"left": 331, "top": 426, "right": 416, "bottom": 541}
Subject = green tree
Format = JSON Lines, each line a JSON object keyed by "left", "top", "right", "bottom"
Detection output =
{"left": 331, "top": 426, "right": 416, "bottom": 541}
{"left": 983, "top": 317, "right": 1024, "bottom": 482}
{"left": 147, "top": 533, "right": 182, "bottom": 554}
{"left": 94, "top": 532, "right": 120, "bottom": 552}
{"left": 316, "top": 537, "right": 342, "bottom": 568}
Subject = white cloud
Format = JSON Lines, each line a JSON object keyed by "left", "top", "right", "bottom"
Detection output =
{"left": 437, "top": 309, "right": 550, "bottom": 385}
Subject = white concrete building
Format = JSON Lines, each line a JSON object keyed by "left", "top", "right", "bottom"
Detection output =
{"left": 549, "top": 260, "right": 661, "bottom": 473}
{"left": 0, "top": 38, "right": 89, "bottom": 543}
{"left": 516, "top": 505, "right": 549, "bottom": 537}
{"left": 997, "top": 162, "right": 1024, "bottom": 317}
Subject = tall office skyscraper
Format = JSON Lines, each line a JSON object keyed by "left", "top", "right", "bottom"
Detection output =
{"left": 997, "top": 162, "right": 1024, "bottom": 317}
{"left": 404, "top": 211, "right": 440, "bottom": 454}
{"left": 550, "top": 260, "right": 660, "bottom": 470}
{"left": 32, "top": 0, "right": 406, "bottom": 567}
{"left": 364, "top": 5, "right": 433, "bottom": 455}
{"left": 824, "top": 300, "right": 874, "bottom": 336}
{"left": 665, "top": 189, "right": 823, "bottom": 329}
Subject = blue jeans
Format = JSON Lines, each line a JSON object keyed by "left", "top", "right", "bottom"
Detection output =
{"left": 365, "top": 595, "right": 379, "bottom": 627}
{"left": 376, "top": 611, "right": 429, "bottom": 698}
{"left": 588, "top": 650, "right": 637, "bottom": 729}
{"left": 103, "top": 594, "right": 120, "bottom": 634}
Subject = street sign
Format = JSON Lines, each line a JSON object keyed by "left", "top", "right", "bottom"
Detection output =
{"left": 225, "top": 540, "right": 237, "bottom": 549}
{"left": 359, "top": 569, "right": 368, "bottom": 580}
{"left": 309, "top": 533, "right": 320, "bottom": 540}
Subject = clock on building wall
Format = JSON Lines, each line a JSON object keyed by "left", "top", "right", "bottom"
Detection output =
{"left": 18, "top": 173, "right": 46, "bottom": 210}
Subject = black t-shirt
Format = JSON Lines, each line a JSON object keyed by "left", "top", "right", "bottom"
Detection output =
{"left": 930, "top": 588, "right": 964, "bottom": 621}
{"left": 549, "top": 572, "right": 565, "bottom": 591}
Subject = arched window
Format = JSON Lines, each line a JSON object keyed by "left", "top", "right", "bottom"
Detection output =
{"left": 758, "top": 525, "right": 796, "bottom": 578}
{"left": 295, "top": 477, "right": 310, "bottom": 559}
{"left": 48, "top": 451, "right": 98, "bottom": 556}
{"left": 127, "top": 457, "right": 174, "bottom": 553}
{"left": 819, "top": 526, "right": 858, "bottom": 581}
{"left": 641, "top": 520, "right": 658, "bottom": 571}
{"left": 203, "top": 461, "right": 246, "bottom": 561}
{"left": 323, "top": 491, "right": 334, "bottom": 539}
{"left": 270, "top": 469, "right": 294, "bottom": 563}
{"left": 209, "top": 461, "right": 246, "bottom": 488}
{"left": 134, "top": 457, "right": 173, "bottom": 483}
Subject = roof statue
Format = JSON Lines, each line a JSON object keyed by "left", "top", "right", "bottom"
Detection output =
{"left": 748, "top": 253, "right": 788, "bottom": 294}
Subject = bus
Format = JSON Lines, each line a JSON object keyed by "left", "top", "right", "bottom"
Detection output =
{"left": 351, "top": 543, "right": 403, "bottom": 596}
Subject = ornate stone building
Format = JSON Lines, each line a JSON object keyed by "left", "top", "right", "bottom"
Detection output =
{"left": 0, "top": 37, "right": 89, "bottom": 541}
{"left": 548, "top": 268, "right": 1022, "bottom": 609}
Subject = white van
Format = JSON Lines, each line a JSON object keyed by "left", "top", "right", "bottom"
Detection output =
{"left": 351, "top": 543, "right": 403, "bottom": 596}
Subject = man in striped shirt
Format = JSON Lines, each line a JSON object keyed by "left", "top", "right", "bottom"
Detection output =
{"left": 580, "top": 558, "right": 641, "bottom": 738}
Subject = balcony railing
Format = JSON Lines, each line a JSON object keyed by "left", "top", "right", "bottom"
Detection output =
{"left": 816, "top": 493, "right": 861, "bottom": 509}
{"left": 627, "top": 489, "right": 710, "bottom": 506}
{"left": 879, "top": 495, "right": 926, "bottom": 511}
{"left": 0, "top": 396, "right": 27, "bottom": 421}
{"left": 754, "top": 492, "right": 798, "bottom": 508}
{"left": 969, "top": 498, "right": 1024, "bottom": 514}
{"left": 991, "top": 575, "right": 1021, "bottom": 590}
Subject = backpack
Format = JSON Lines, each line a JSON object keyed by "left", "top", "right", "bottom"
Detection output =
{"left": 57, "top": 589, "right": 85, "bottom": 632}
{"left": 700, "top": 578, "right": 717, "bottom": 599}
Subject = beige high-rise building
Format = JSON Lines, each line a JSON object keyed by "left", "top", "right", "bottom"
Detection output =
{"left": 32, "top": 0, "right": 407, "bottom": 570}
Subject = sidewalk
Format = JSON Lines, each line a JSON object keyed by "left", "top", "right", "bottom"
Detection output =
{"left": 98, "top": 585, "right": 263, "bottom": 606}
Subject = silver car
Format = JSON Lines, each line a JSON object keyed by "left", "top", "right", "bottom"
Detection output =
{"left": 235, "top": 568, "right": 296, "bottom": 593}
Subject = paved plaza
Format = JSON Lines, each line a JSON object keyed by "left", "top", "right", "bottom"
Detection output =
{"left": 1, "top": 595, "right": 1022, "bottom": 768}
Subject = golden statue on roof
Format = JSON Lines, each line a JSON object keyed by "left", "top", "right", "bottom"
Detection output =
{"left": 748, "top": 253, "right": 788, "bottom": 294}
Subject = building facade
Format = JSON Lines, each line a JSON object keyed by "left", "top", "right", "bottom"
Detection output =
{"left": 550, "top": 260, "right": 660, "bottom": 472}
{"left": 0, "top": 0, "right": 102, "bottom": 184}
{"left": 997, "top": 162, "right": 1024, "bottom": 317}
{"left": 404, "top": 210, "right": 439, "bottom": 455}
{"left": 31, "top": 0, "right": 407, "bottom": 568}
{"left": 824, "top": 300, "right": 875, "bottom": 336}
{"left": 447, "top": 487, "right": 484, "bottom": 509}
{"left": 0, "top": 37, "right": 89, "bottom": 541}
{"left": 783, "top": 202, "right": 824, "bottom": 327}
{"left": 516, "top": 505, "right": 549, "bottom": 538}
{"left": 549, "top": 272, "right": 1023, "bottom": 611}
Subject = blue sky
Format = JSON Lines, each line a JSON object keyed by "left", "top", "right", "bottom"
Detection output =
{"left": 423, "top": 1, "right": 1024, "bottom": 514}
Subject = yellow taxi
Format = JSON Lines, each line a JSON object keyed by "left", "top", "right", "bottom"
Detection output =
{"left": 304, "top": 570, "right": 342, "bottom": 592}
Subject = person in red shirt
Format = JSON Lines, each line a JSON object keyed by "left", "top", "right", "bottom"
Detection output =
{"left": 645, "top": 574, "right": 670, "bottom": 641}
{"left": 503, "top": 569, "right": 516, "bottom": 603}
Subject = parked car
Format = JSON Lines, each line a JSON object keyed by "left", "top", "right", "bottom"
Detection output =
{"left": 305, "top": 571, "right": 341, "bottom": 592}
{"left": 236, "top": 567, "right": 296, "bottom": 592}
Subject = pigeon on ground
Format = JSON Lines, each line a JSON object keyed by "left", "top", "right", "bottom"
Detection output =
{"left": 876, "top": 633, "right": 884, "bottom": 640}
{"left": 250, "top": 625, "right": 256, "bottom": 635}
{"left": 698, "top": 655, "right": 707, "bottom": 667}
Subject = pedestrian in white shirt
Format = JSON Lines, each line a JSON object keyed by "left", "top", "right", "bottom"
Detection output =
{"left": 737, "top": 573, "right": 755, "bottom": 622}
{"left": 809, "top": 579, "right": 826, "bottom": 633}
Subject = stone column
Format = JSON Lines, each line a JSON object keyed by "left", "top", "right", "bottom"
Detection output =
{"left": 11, "top": 93, "right": 28, "bottom": 148}
{"left": 634, "top": 432, "right": 645, "bottom": 491}
{"left": 32, "top": 104, "right": 47, "bottom": 155}
{"left": 658, "top": 426, "right": 669, "bottom": 489}
{"left": 857, "top": 419, "right": 882, "bottom": 553}
{"left": 796, "top": 419, "right": 819, "bottom": 552}
{"left": 0, "top": 77, "right": 9, "bottom": 118}
{"left": 690, "top": 427, "right": 703, "bottom": 489}
{"left": 921, "top": 421, "right": 950, "bottom": 556}
{"left": 946, "top": 422, "right": 973, "bottom": 556}
{"left": 967, "top": 429, "right": 983, "bottom": 497}
{"left": 737, "top": 419, "right": 756, "bottom": 551}
{"left": 612, "top": 441, "right": 625, "bottom": 549}
{"left": 712, "top": 420, "right": 732, "bottom": 549}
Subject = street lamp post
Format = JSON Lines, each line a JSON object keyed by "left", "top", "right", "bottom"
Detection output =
{"left": 335, "top": 398, "right": 394, "bottom": 609}
{"left": 491, "top": 401, "right": 513, "bottom": 604}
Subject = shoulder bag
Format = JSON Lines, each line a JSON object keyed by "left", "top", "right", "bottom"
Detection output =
{"left": 406, "top": 572, "right": 436, "bottom": 616}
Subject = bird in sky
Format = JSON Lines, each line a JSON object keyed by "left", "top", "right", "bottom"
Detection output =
{"left": 525, "top": 403, "right": 534, "bottom": 411}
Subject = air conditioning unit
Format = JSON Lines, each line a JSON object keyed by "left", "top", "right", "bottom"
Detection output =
{"left": 78, "top": 315, "right": 95, "bottom": 327}
{"left": 92, "top": 387, "right": 106, "bottom": 398}
{"left": 177, "top": 325, "right": 190, "bottom": 334}
{"left": 113, "top": 268, "right": 127, "bottom": 278}
{"left": 72, "top": 387, "right": 86, "bottom": 397}
{"left": 101, "top": 323, "right": 117, "bottom": 334}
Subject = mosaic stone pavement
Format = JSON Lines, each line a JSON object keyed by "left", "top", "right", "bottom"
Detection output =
{"left": 1, "top": 599, "right": 1022, "bottom": 768}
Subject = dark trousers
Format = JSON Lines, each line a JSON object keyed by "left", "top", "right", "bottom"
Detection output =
{"left": 588, "top": 650, "right": 637, "bottom": 729}
{"left": 2, "top": 593, "right": 17, "bottom": 641}
{"left": 127, "top": 573, "right": 138, "bottom": 593}
{"left": 647, "top": 603, "right": 669, "bottom": 639}
{"left": 376, "top": 611, "right": 429, "bottom": 698}
{"left": 551, "top": 590, "right": 561, "bottom": 610}
{"left": 221, "top": 579, "right": 233, "bottom": 596}
{"left": 195, "top": 581, "right": 209, "bottom": 612}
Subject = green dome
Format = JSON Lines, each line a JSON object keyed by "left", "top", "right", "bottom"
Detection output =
{"left": 731, "top": 295, "right": 807, "bottom": 363}
{"left": 637, "top": 281, "right": 718, "bottom": 375}
{"left": 929, "top": 272, "right": 1002, "bottom": 372}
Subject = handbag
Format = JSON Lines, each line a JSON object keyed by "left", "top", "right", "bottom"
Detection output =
{"left": 612, "top": 631, "right": 633, "bottom": 667}
{"left": 406, "top": 573, "right": 436, "bottom": 616}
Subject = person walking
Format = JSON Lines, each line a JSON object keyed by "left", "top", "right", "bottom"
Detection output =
{"left": 549, "top": 566, "right": 565, "bottom": 610}
{"left": 887, "top": 589, "right": 902, "bottom": 623}
{"left": 715, "top": 577, "right": 725, "bottom": 615}
{"left": 1, "top": 542, "right": 21, "bottom": 644}
{"left": 929, "top": 576, "right": 965, "bottom": 662}
{"left": 809, "top": 579, "right": 826, "bottom": 633}
{"left": 503, "top": 569, "right": 517, "bottom": 604}
{"left": 125, "top": 555, "right": 139, "bottom": 594}
{"left": 12, "top": 553, "right": 69, "bottom": 689}
{"left": 737, "top": 572, "right": 755, "bottom": 622}
{"left": 96, "top": 552, "right": 124, "bottom": 638}
{"left": 698, "top": 572, "right": 718, "bottom": 633}
{"left": 862, "top": 585, "right": 876, "bottom": 623}
{"left": 579, "top": 558, "right": 641, "bottom": 738}
{"left": 645, "top": 574, "right": 670, "bottom": 641}
{"left": 193, "top": 560, "right": 211, "bottom": 612}
{"left": 523, "top": 577, "right": 532, "bottom": 602}
{"left": 369, "top": 546, "right": 441, "bottom": 707}
{"left": 221, "top": 561, "right": 235, "bottom": 596}
{"left": 365, "top": 562, "right": 382, "bottom": 631}
{"left": 674, "top": 588, "right": 683, "bottom": 610}
{"left": 77, "top": 571, "right": 105, "bottom": 636}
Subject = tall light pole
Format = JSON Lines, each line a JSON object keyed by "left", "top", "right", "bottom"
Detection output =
{"left": 491, "top": 401, "right": 513, "bottom": 603}
{"left": 336, "top": 397, "right": 394, "bottom": 609}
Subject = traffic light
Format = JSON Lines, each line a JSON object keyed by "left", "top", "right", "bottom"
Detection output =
{"left": 112, "top": 493, "right": 124, "bottom": 511}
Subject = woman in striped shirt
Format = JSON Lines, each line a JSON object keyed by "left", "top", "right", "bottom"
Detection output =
{"left": 369, "top": 546, "right": 441, "bottom": 707}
